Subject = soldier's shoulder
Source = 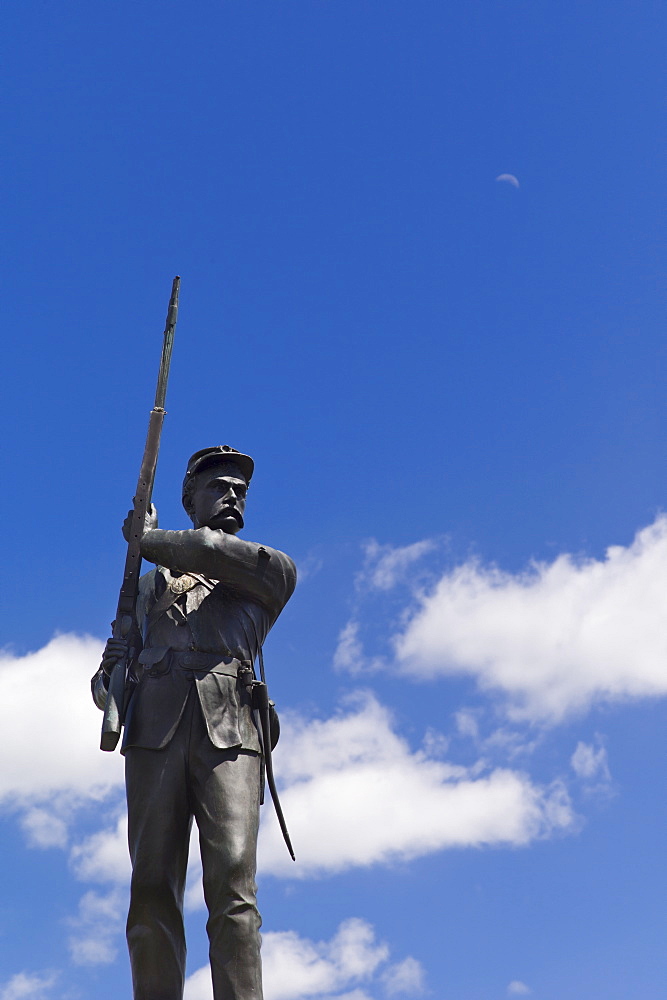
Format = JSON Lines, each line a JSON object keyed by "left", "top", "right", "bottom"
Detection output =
{"left": 137, "top": 567, "right": 160, "bottom": 611}
{"left": 139, "top": 566, "right": 159, "bottom": 591}
{"left": 259, "top": 544, "right": 297, "bottom": 600}
{"left": 251, "top": 539, "right": 296, "bottom": 572}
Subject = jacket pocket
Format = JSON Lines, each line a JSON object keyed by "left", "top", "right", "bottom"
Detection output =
{"left": 137, "top": 647, "right": 171, "bottom": 677}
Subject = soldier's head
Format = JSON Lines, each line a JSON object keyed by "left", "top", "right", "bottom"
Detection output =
{"left": 182, "top": 446, "right": 254, "bottom": 534}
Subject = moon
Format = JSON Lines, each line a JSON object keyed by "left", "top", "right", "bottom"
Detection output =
{"left": 496, "top": 173, "right": 520, "bottom": 188}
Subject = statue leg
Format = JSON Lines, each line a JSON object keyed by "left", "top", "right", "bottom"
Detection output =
{"left": 190, "top": 731, "right": 263, "bottom": 1000}
{"left": 125, "top": 724, "right": 193, "bottom": 1000}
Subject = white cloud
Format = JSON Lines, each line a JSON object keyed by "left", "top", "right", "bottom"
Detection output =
{"left": 295, "top": 550, "right": 325, "bottom": 582}
{"left": 360, "top": 539, "right": 437, "bottom": 591}
{"left": 381, "top": 957, "right": 425, "bottom": 995}
{"left": 259, "top": 694, "right": 573, "bottom": 877}
{"left": 333, "top": 622, "right": 386, "bottom": 676}
{"left": 184, "top": 919, "right": 421, "bottom": 1000}
{"left": 70, "top": 812, "right": 129, "bottom": 885}
{"left": 455, "top": 709, "right": 480, "bottom": 741}
{"left": 507, "top": 981, "right": 531, "bottom": 995}
{"left": 327, "top": 993, "right": 373, "bottom": 1000}
{"left": 420, "top": 727, "right": 449, "bottom": 757}
{"left": 394, "top": 517, "right": 667, "bottom": 722}
{"left": 68, "top": 691, "right": 568, "bottom": 980}
{"left": 69, "top": 811, "right": 206, "bottom": 963}
{"left": 324, "top": 920, "right": 389, "bottom": 983}
{"left": 334, "top": 540, "right": 442, "bottom": 673}
{"left": 19, "top": 807, "right": 69, "bottom": 849}
{"left": 0, "top": 973, "right": 57, "bottom": 1000}
{"left": 262, "top": 919, "right": 387, "bottom": 1000}
{"left": 67, "top": 887, "right": 126, "bottom": 966}
{"left": 333, "top": 621, "right": 367, "bottom": 674}
{"left": 571, "top": 741, "right": 610, "bottom": 783}
{"left": 183, "top": 966, "right": 213, "bottom": 1000}
{"left": 0, "top": 635, "right": 123, "bottom": 816}
{"left": 70, "top": 810, "right": 205, "bottom": 911}
{"left": 3, "top": 638, "right": 574, "bottom": 979}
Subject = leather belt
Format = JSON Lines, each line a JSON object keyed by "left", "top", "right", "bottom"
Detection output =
{"left": 171, "top": 650, "right": 250, "bottom": 672}
{"left": 137, "top": 646, "right": 252, "bottom": 676}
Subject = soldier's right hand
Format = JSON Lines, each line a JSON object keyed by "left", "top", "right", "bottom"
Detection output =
{"left": 100, "top": 638, "right": 129, "bottom": 676}
{"left": 122, "top": 503, "right": 158, "bottom": 543}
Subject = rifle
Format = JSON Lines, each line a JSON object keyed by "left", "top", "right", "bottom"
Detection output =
{"left": 100, "top": 277, "right": 180, "bottom": 751}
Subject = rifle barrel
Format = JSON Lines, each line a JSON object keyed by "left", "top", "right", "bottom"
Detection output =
{"left": 100, "top": 276, "right": 180, "bottom": 752}
{"left": 154, "top": 276, "right": 180, "bottom": 410}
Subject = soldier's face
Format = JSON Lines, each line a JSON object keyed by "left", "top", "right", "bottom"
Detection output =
{"left": 191, "top": 462, "right": 247, "bottom": 534}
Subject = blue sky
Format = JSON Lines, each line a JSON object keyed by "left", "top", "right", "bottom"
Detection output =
{"left": 1, "top": 2, "right": 666, "bottom": 998}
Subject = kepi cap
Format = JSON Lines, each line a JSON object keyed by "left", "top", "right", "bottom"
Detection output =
{"left": 184, "top": 445, "right": 254, "bottom": 483}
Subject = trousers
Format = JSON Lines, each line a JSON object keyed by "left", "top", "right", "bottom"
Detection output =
{"left": 125, "top": 682, "right": 263, "bottom": 1000}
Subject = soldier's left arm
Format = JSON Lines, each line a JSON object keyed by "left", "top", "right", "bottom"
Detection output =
{"left": 141, "top": 527, "right": 297, "bottom": 615}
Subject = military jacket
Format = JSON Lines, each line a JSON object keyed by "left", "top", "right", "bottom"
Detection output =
{"left": 121, "top": 526, "right": 296, "bottom": 755}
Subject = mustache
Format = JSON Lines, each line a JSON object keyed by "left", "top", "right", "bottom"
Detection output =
{"left": 216, "top": 504, "right": 244, "bottom": 529}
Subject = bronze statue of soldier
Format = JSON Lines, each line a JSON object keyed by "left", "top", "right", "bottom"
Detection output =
{"left": 92, "top": 445, "right": 297, "bottom": 1000}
